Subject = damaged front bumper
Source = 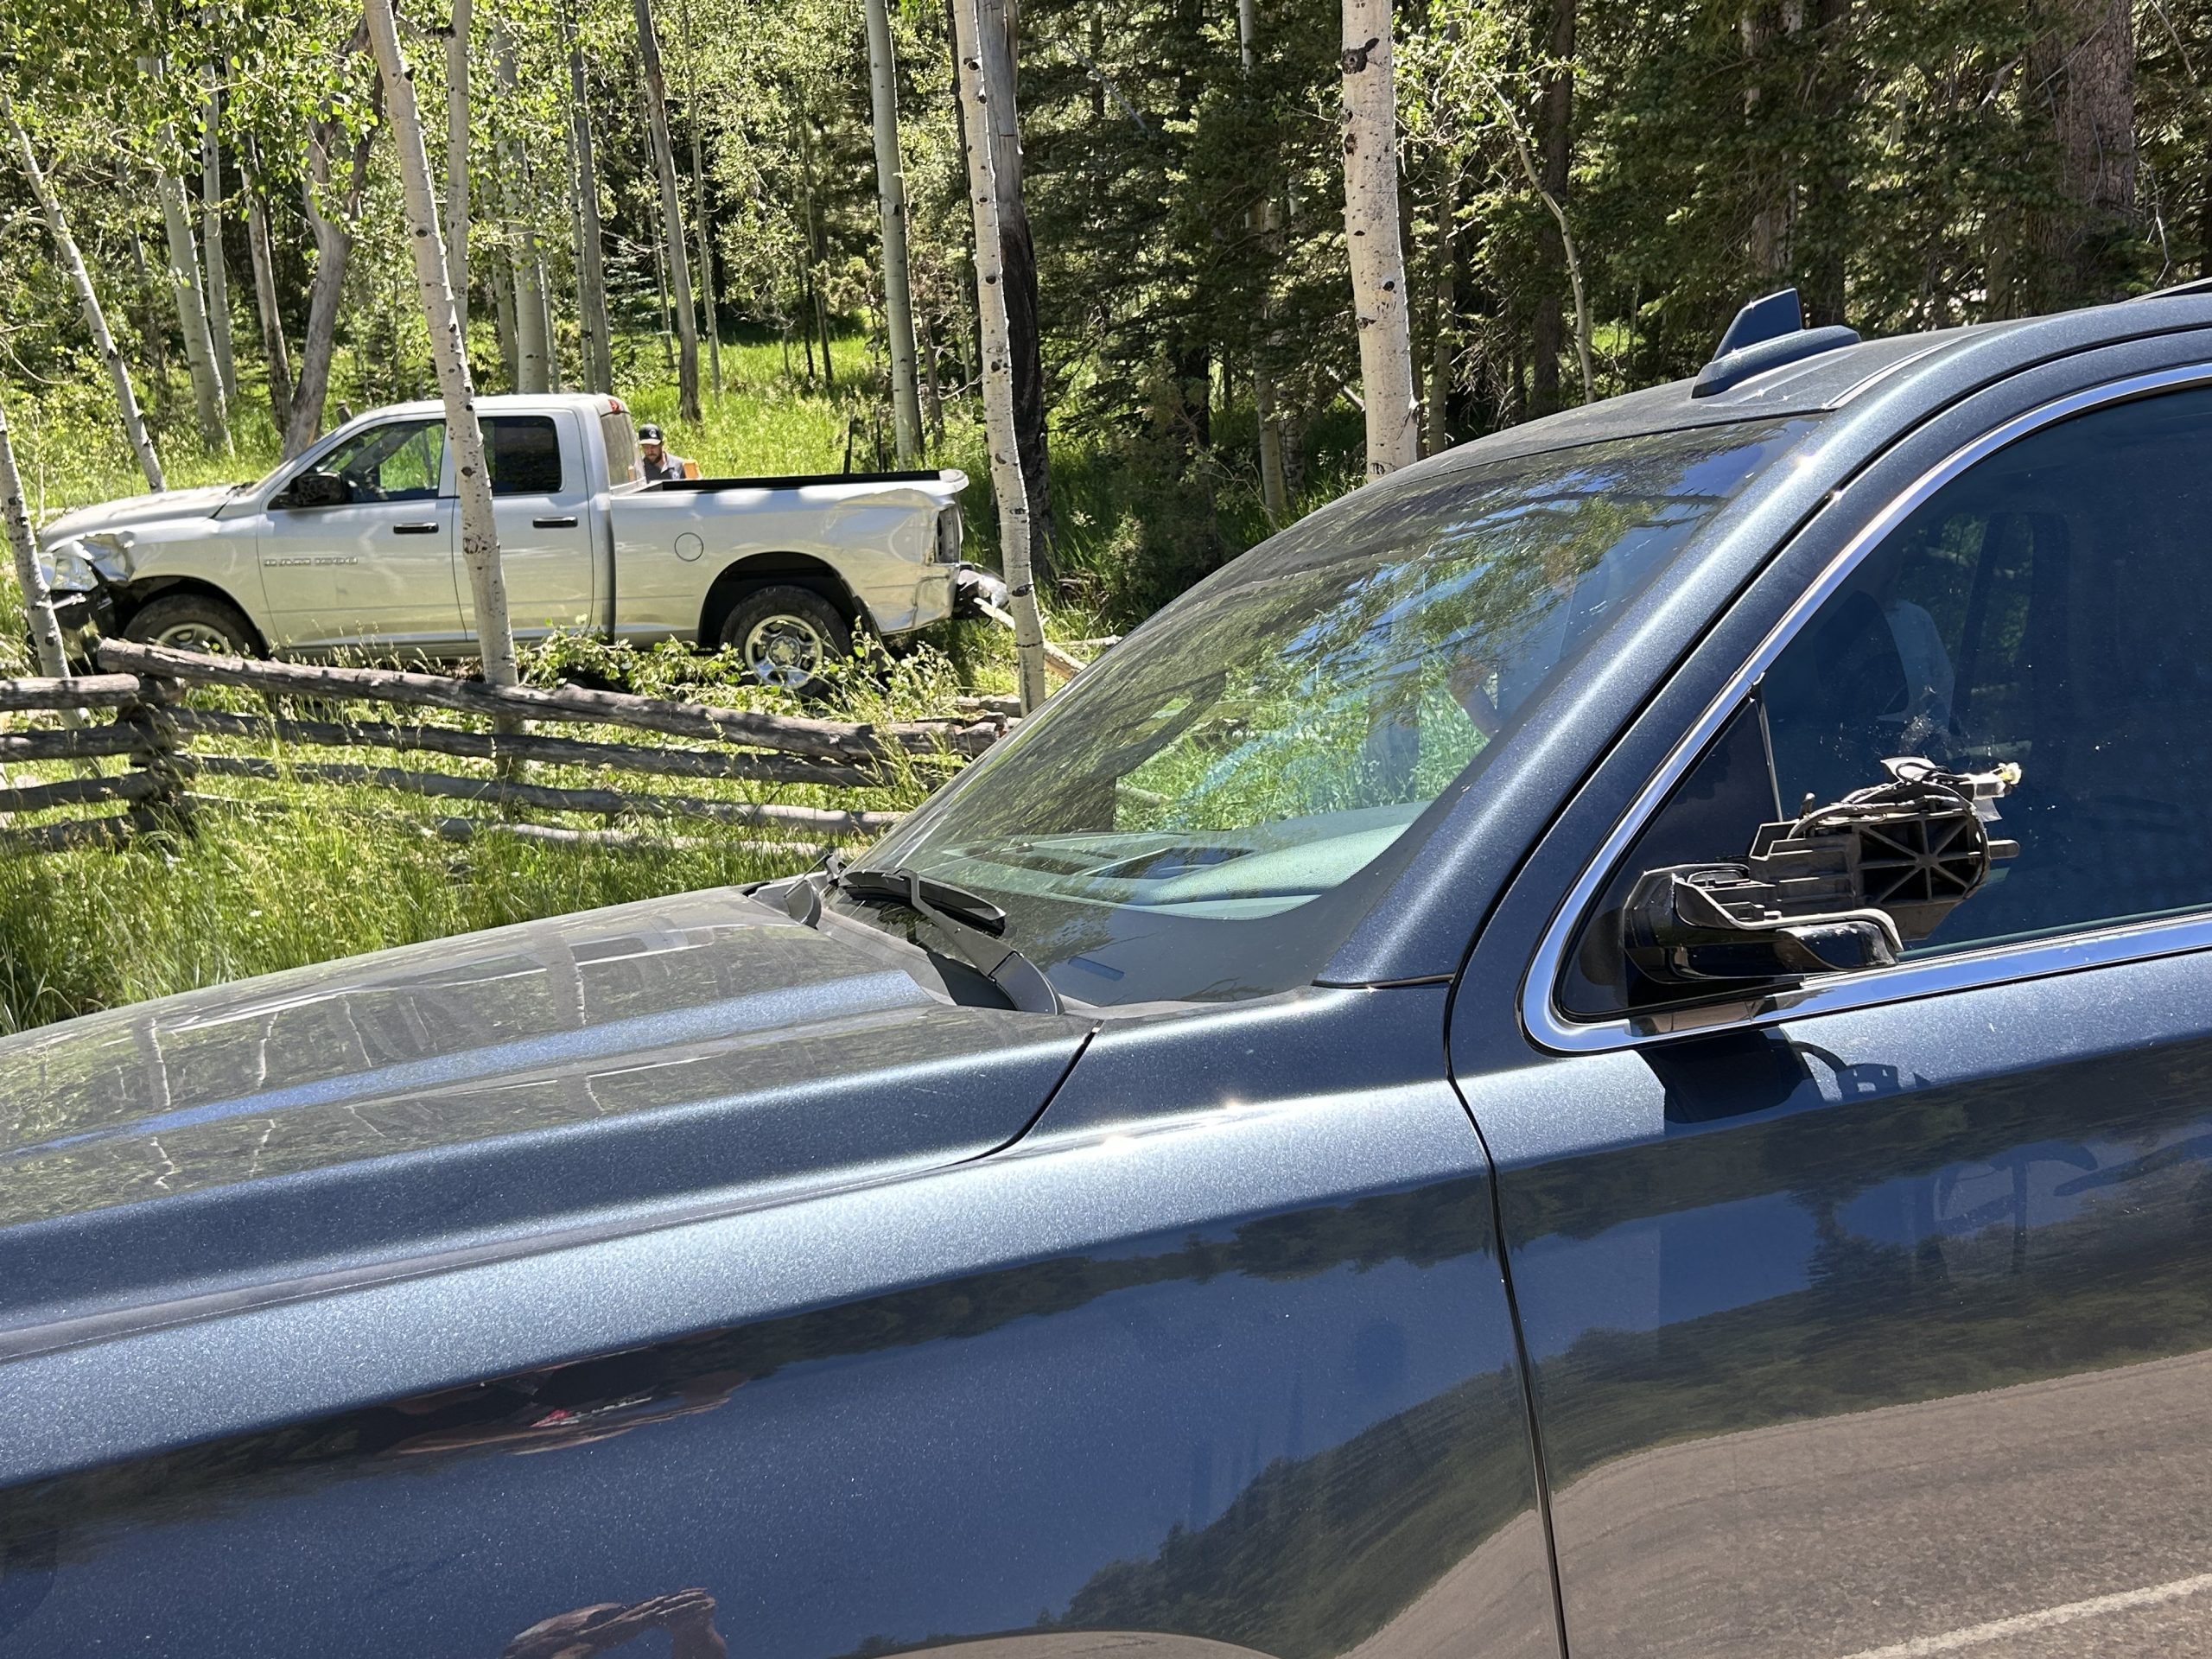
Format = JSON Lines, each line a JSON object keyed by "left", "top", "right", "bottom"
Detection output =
{"left": 951, "top": 563, "right": 1011, "bottom": 618}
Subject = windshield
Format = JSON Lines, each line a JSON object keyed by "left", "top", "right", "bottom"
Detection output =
{"left": 852, "top": 418, "right": 1819, "bottom": 1006}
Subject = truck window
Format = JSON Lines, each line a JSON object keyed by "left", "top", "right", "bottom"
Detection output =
{"left": 600, "top": 408, "right": 637, "bottom": 483}
{"left": 321, "top": 421, "right": 445, "bottom": 502}
{"left": 485, "top": 416, "right": 565, "bottom": 496}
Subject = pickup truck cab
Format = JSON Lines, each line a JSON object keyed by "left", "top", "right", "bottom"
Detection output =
{"left": 36, "top": 393, "right": 972, "bottom": 691}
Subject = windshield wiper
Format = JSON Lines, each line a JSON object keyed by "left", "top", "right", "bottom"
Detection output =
{"left": 836, "top": 866, "right": 1009, "bottom": 935}
{"left": 791, "top": 858, "right": 1062, "bottom": 1016}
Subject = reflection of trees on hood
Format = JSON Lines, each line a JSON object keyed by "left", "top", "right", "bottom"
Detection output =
{"left": 932, "top": 422, "right": 1810, "bottom": 846}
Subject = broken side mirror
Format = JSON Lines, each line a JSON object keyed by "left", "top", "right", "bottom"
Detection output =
{"left": 1623, "top": 757, "right": 2021, "bottom": 989}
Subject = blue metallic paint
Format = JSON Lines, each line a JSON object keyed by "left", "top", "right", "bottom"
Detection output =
{"left": 0, "top": 987, "right": 1554, "bottom": 1659}
{"left": 1446, "top": 327, "right": 2212, "bottom": 1657}
{"left": 9, "top": 301, "right": 2212, "bottom": 1659}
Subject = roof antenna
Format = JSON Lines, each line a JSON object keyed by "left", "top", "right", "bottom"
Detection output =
{"left": 1694, "top": 285, "right": 1861, "bottom": 399}
{"left": 1713, "top": 289, "right": 1806, "bottom": 357}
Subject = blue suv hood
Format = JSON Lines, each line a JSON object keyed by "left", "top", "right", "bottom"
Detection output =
{"left": 0, "top": 889, "right": 1090, "bottom": 1356}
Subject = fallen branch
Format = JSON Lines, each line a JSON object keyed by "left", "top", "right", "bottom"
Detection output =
{"left": 970, "top": 601, "right": 1088, "bottom": 683}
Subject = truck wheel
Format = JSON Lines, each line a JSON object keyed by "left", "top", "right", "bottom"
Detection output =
{"left": 123, "top": 592, "right": 258, "bottom": 657}
{"left": 719, "top": 586, "right": 851, "bottom": 696}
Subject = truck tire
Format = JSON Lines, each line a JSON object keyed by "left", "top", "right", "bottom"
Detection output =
{"left": 719, "top": 586, "right": 851, "bottom": 696}
{"left": 123, "top": 591, "right": 258, "bottom": 657}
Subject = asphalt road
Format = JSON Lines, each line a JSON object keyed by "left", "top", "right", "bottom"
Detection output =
{"left": 1544, "top": 1345, "right": 2212, "bottom": 1659}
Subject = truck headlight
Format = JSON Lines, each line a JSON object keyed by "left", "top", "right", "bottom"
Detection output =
{"left": 40, "top": 543, "right": 98, "bottom": 594}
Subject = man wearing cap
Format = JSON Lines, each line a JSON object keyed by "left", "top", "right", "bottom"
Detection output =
{"left": 633, "top": 425, "right": 698, "bottom": 483}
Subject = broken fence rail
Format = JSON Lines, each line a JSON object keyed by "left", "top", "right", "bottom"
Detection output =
{"left": 0, "top": 645, "right": 1007, "bottom": 854}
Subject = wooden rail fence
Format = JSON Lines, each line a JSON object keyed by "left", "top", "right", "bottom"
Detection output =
{"left": 0, "top": 642, "right": 1009, "bottom": 856}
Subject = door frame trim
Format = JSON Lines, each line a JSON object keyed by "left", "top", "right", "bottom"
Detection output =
{"left": 1523, "top": 361, "right": 2212, "bottom": 1055}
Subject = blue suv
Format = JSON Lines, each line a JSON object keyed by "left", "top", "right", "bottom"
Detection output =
{"left": 5, "top": 288, "right": 2212, "bottom": 1659}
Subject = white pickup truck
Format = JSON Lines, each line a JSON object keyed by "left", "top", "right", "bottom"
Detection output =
{"left": 37, "top": 393, "right": 984, "bottom": 691}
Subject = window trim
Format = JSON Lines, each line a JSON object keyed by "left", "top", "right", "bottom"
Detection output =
{"left": 1523, "top": 361, "right": 2212, "bottom": 1055}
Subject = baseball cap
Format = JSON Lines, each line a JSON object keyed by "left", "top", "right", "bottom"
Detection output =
{"left": 637, "top": 423, "right": 664, "bottom": 442}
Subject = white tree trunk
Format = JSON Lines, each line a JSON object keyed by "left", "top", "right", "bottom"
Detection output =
{"left": 633, "top": 0, "right": 701, "bottom": 422}
{"left": 678, "top": 0, "right": 722, "bottom": 397}
{"left": 444, "top": 0, "right": 473, "bottom": 339}
{"left": 3, "top": 91, "right": 166, "bottom": 491}
{"left": 0, "top": 390, "right": 73, "bottom": 683}
{"left": 492, "top": 254, "right": 521, "bottom": 386}
{"left": 562, "top": 0, "right": 613, "bottom": 394}
{"left": 365, "top": 0, "right": 519, "bottom": 693}
{"left": 865, "top": 0, "right": 923, "bottom": 464}
{"left": 974, "top": 0, "right": 1052, "bottom": 552}
{"left": 950, "top": 0, "right": 1047, "bottom": 712}
{"left": 537, "top": 250, "right": 561, "bottom": 391}
{"left": 157, "top": 162, "right": 231, "bottom": 451}
{"left": 1338, "top": 0, "right": 1416, "bottom": 478}
{"left": 200, "top": 68, "right": 237, "bottom": 403}
{"left": 1238, "top": 0, "right": 1288, "bottom": 524}
{"left": 243, "top": 143, "right": 295, "bottom": 435}
{"left": 1255, "top": 355, "right": 1289, "bottom": 524}
{"left": 493, "top": 29, "right": 550, "bottom": 396}
{"left": 289, "top": 120, "right": 370, "bottom": 456}
{"left": 143, "top": 67, "right": 232, "bottom": 457}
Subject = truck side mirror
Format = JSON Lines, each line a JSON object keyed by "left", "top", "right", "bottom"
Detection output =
{"left": 274, "top": 470, "right": 351, "bottom": 510}
{"left": 1622, "top": 757, "right": 2021, "bottom": 989}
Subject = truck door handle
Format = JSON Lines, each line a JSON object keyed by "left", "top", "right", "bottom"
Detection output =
{"left": 532, "top": 515, "right": 579, "bottom": 529}
{"left": 392, "top": 522, "right": 441, "bottom": 535}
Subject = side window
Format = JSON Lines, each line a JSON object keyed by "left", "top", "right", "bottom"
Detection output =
{"left": 320, "top": 421, "right": 445, "bottom": 502}
{"left": 1566, "top": 384, "right": 2212, "bottom": 1018}
{"left": 486, "top": 416, "right": 566, "bottom": 496}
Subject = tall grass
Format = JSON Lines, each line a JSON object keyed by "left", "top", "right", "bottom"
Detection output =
{"left": 0, "top": 331, "right": 1037, "bottom": 1033}
{"left": 0, "top": 319, "right": 1321, "bottom": 1033}
{"left": 0, "top": 632, "right": 981, "bottom": 1034}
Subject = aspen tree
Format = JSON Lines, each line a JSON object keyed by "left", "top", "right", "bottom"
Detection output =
{"left": 444, "top": 0, "right": 473, "bottom": 336}
{"left": 951, "top": 0, "right": 1047, "bottom": 712}
{"left": 561, "top": 0, "right": 613, "bottom": 394}
{"left": 364, "top": 0, "right": 520, "bottom": 694}
{"left": 3, "top": 89, "right": 166, "bottom": 492}
{"left": 493, "top": 27, "right": 549, "bottom": 394}
{"left": 865, "top": 0, "right": 923, "bottom": 463}
{"left": 974, "top": 0, "right": 1053, "bottom": 560}
{"left": 1529, "top": 0, "right": 1574, "bottom": 414}
{"left": 289, "top": 111, "right": 375, "bottom": 456}
{"left": 0, "top": 390, "right": 73, "bottom": 685}
{"left": 156, "top": 157, "right": 232, "bottom": 453}
{"left": 1337, "top": 0, "right": 1416, "bottom": 477}
{"left": 633, "top": 0, "right": 701, "bottom": 422}
{"left": 1238, "top": 0, "right": 1288, "bottom": 524}
{"left": 200, "top": 67, "right": 237, "bottom": 400}
{"left": 243, "top": 141, "right": 295, "bottom": 435}
{"left": 143, "top": 60, "right": 232, "bottom": 454}
{"left": 677, "top": 0, "right": 721, "bottom": 397}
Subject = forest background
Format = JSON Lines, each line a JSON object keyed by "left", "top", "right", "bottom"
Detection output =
{"left": 0, "top": 0, "right": 2197, "bottom": 1030}
{"left": 1, "top": 0, "right": 2199, "bottom": 622}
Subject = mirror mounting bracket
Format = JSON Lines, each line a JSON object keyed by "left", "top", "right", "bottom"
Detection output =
{"left": 1624, "top": 757, "right": 2021, "bottom": 988}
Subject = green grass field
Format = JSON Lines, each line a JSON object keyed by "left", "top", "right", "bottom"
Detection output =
{"left": 0, "top": 329, "right": 1045, "bottom": 1034}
